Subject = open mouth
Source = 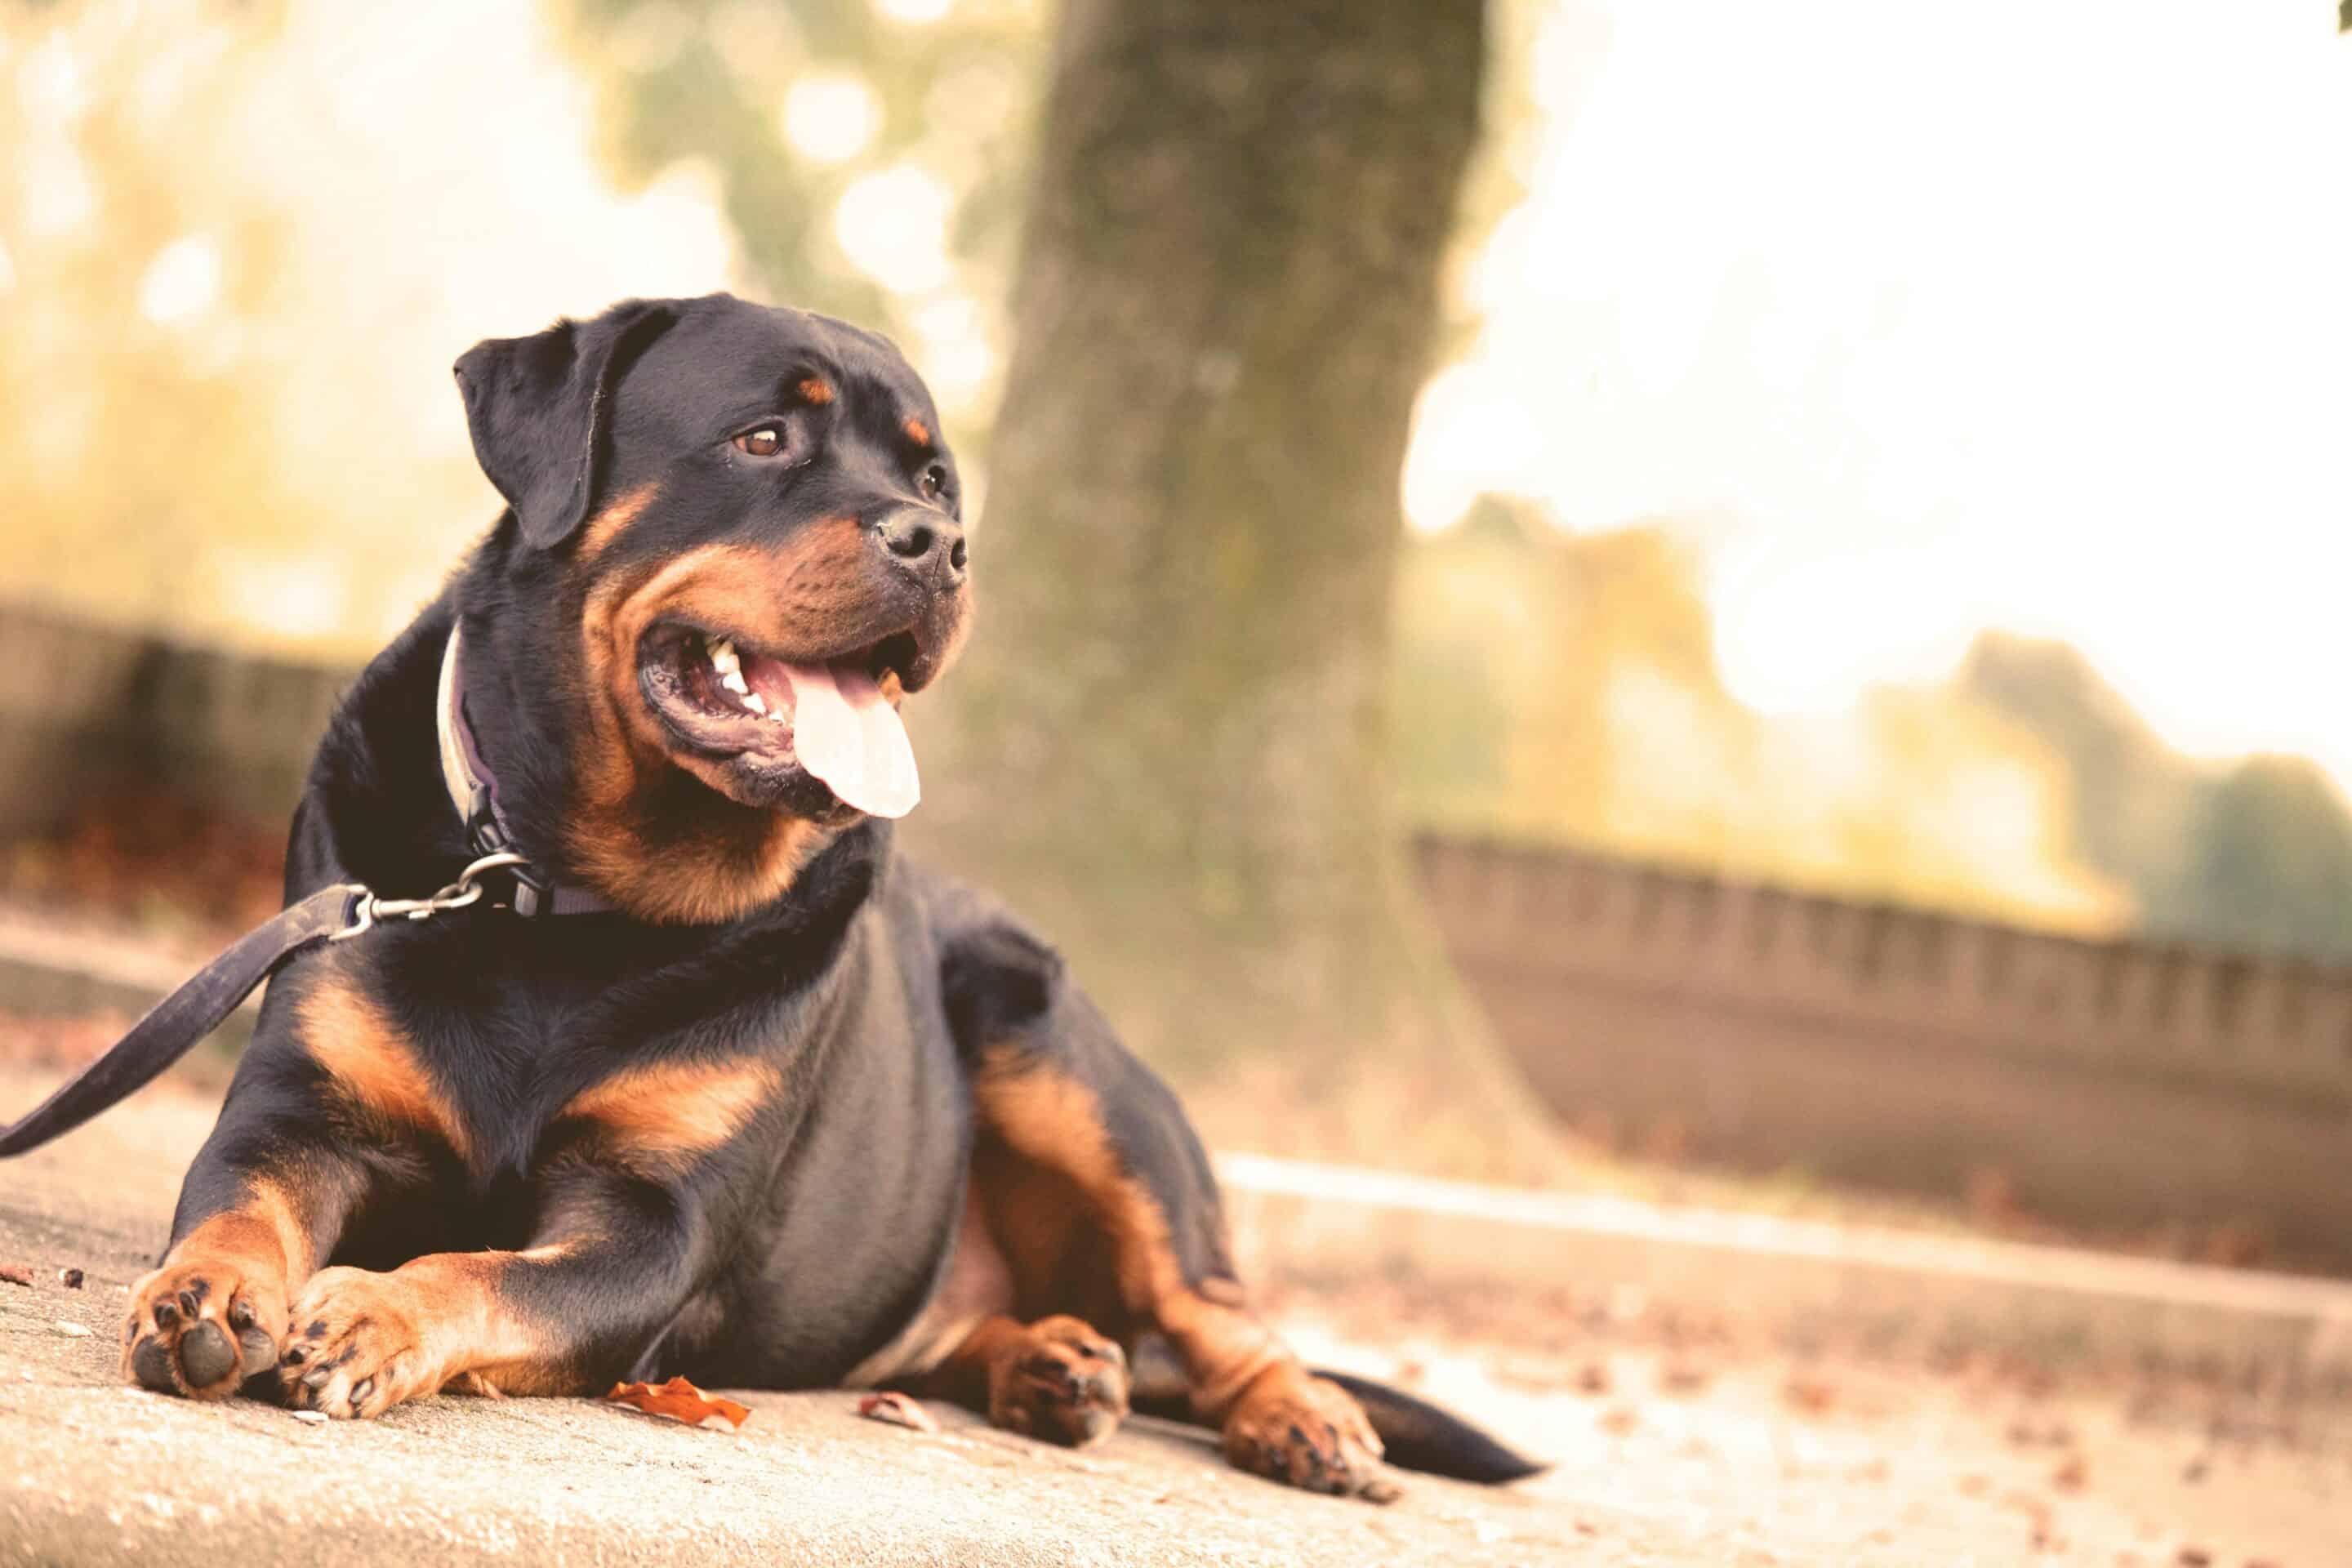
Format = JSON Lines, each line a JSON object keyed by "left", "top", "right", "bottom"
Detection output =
{"left": 638, "top": 623, "right": 924, "bottom": 817}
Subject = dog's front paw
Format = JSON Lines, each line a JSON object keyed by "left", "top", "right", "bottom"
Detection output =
{"left": 281, "top": 1267, "right": 447, "bottom": 1420}
{"left": 122, "top": 1259, "right": 285, "bottom": 1401}
{"left": 985, "top": 1316, "right": 1129, "bottom": 1448}
{"left": 1221, "top": 1366, "right": 1397, "bottom": 1502}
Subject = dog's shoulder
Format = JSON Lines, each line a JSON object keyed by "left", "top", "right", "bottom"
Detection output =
{"left": 893, "top": 862, "right": 1065, "bottom": 1056}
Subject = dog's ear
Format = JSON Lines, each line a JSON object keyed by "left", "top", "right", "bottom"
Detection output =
{"left": 453, "top": 299, "right": 679, "bottom": 550}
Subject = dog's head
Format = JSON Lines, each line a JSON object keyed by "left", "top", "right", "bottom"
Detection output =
{"left": 454, "top": 293, "right": 972, "bottom": 921}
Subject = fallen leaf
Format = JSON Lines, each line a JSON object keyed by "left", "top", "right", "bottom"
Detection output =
{"left": 0, "top": 1264, "right": 31, "bottom": 1288}
{"left": 57, "top": 1268, "right": 83, "bottom": 1290}
{"left": 604, "top": 1377, "right": 751, "bottom": 1430}
{"left": 858, "top": 1391, "right": 940, "bottom": 1433}
{"left": 1782, "top": 1376, "right": 1837, "bottom": 1415}
{"left": 2175, "top": 1549, "right": 2212, "bottom": 1566}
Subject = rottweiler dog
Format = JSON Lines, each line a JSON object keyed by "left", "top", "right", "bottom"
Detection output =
{"left": 117, "top": 293, "right": 1538, "bottom": 1499}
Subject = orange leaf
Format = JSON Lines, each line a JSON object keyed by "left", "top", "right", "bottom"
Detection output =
{"left": 604, "top": 1376, "right": 751, "bottom": 1430}
{"left": 858, "top": 1391, "right": 940, "bottom": 1433}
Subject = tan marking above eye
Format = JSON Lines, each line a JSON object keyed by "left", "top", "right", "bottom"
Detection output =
{"left": 902, "top": 416, "right": 932, "bottom": 448}
{"left": 798, "top": 377, "right": 835, "bottom": 406}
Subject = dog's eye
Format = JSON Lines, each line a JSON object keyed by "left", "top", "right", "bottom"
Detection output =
{"left": 733, "top": 426, "right": 786, "bottom": 458}
{"left": 919, "top": 464, "right": 948, "bottom": 501}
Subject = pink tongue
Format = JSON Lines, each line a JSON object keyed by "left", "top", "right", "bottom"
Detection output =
{"left": 781, "top": 661, "right": 920, "bottom": 818}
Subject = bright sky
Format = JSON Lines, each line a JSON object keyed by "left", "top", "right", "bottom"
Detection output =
{"left": 1405, "top": 0, "right": 2352, "bottom": 781}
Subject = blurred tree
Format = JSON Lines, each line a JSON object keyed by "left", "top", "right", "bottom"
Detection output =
{"left": 1965, "top": 633, "right": 2352, "bottom": 960}
{"left": 905, "top": 0, "right": 1562, "bottom": 1172}
{"left": 1958, "top": 634, "right": 2198, "bottom": 902}
{"left": 2156, "top": 757, "right": 2352, "bottom": 960}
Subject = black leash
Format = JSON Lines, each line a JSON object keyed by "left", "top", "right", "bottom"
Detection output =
{"left": 0, "top": 852, "right": 557, "bottom": 1157}
{"left": 1, "top": 626, "right": 621, "bottom": 1158}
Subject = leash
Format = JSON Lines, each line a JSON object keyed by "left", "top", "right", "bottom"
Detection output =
{"left": 0, "top": 627, "right": 614, "bottom": 1157}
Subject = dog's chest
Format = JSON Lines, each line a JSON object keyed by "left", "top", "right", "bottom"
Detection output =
{"left": 347, "top": 917, "right": 844, "bottom": 1189}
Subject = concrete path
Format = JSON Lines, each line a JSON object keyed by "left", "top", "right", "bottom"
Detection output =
{"left": 0, "top": 1066, "right": 1598, "bottom": 1568}
{"left": 6, "top": 1060, "right": 2350, "bottom": 1567}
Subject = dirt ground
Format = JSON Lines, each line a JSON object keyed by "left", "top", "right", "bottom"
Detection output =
{"left": 2, "top": 1051, "right": 2349, "bottom": 1567}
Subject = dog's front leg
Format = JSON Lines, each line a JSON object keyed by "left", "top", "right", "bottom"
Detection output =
{"left": 279, "top": 1144, "right": 716, "bottom": 1420}
{"left": 124, "top": 1133, "right": 368, "bottom": 1401}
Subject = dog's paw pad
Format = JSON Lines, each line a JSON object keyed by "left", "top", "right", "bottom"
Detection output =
{"left": 987, "top": 1316, "right": 1129, "bottom": 1448}
{"left": 121, "top": 1260, "right": 286, "bottom": 1401}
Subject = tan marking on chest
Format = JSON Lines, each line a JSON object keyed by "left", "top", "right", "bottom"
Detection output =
{"left": 299, "top": 978, "right": 472, "bottom": 1160}
{"left": 558, "top": 1058, "right": 780, "bottom": 1169}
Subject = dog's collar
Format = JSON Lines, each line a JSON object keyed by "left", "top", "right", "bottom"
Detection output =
{"left": 435, "top": 628, "right": 617, "bottom": 918}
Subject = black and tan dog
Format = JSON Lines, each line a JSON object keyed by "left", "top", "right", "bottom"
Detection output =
{"left": 117, "top": 293, "right": 1538, "bottom": 1499}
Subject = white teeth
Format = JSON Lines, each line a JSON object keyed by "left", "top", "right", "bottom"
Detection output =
{"left": 720, "top": 670, "right": 750, "bottom": 695}
{"left": 743, "top": 691, "right": 767, "bottom": 715}
{"left": 708, "top": 638, "right": 741, "bottom": 675}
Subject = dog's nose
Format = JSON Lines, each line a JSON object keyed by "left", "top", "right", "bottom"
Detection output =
{"left": 876, "top": 509, "right": 967, "bottom": 586}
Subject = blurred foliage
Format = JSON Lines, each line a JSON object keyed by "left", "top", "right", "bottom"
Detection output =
{"left": 1393, "top": 497, "right": 2122, "bottom": 930}
{"left": 1402, "top": 508, "right": 2352, "bottom": 960}
{"left": 2171, "top": 757, "right": 2352, "bottom": 957}
{"left": 552, "top": 0, "right": 1042, "bottom": 380}
{"left": 1964, "top": 635, "right": 2352, "bottom": 961}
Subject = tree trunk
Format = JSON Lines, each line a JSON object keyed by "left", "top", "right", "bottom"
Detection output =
{"left": 911, "top": 0, "right": 1554, "bottom": 1175}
